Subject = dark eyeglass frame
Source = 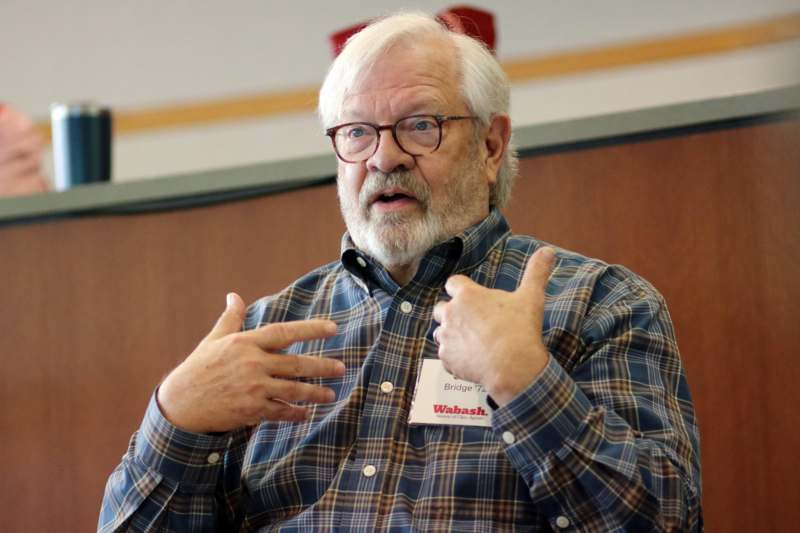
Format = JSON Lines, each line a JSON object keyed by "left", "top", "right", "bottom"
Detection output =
{"left": 325, "top": 114, "right": 476, "bottom": 163}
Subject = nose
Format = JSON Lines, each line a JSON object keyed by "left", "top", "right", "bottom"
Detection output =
{"left": 366, "top": 129, "right": 416, "bottom": 174}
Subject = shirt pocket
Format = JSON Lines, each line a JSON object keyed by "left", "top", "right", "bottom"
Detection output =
{"left": 411, "top": 425, "right": 539, "bottom": 526}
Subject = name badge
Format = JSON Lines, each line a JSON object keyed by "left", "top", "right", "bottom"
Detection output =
{"left": 408, "top": 359, "right": 492, "bottom": 427}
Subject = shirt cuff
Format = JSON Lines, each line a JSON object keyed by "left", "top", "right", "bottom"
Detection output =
{"left": 491, "top": 355, "right": 594, "bottom": 478}
{"left": 133, "top": 392, "right": 232, "bottom": 493}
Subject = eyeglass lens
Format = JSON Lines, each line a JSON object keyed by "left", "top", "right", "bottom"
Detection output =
{"left": 334, "top": 116, "right": 441, "bottom": 162}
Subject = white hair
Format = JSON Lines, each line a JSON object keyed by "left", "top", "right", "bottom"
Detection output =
{"left": 318, "top": 12, "right": 518, "bottom": 209}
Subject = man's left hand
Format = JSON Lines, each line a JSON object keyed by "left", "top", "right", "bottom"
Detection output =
{"left": 432, "top": 246, "right": 555, "bottom": 406}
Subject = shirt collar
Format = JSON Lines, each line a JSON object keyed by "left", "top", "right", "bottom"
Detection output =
{"left": 340, "top": 208, "right": 511, "bottom": 293}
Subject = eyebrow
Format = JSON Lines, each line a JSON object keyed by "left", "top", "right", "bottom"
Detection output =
{"left": 339, "top": 108, "right": 446, "bottom": 124}
{"left": 339, "top": 93, "right": 450, "bottom": 123}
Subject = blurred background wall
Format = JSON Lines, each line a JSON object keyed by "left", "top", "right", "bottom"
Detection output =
{"left": 2, "top": 0, "right": 798, "bottom": 182}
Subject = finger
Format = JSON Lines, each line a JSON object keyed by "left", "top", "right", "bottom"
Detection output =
{"left": 432, "top": 301, "right": 447, "bottom": 323}
{"left": 0, "top": 105, "right": 38, "bottom": 143}
{"left": 432, "top": 326, "right": 441, "bottom": 344}
{"left": 0, "top": 174, "right": 49, "bottom": 197}
{"left": 31, "top": 175, "right": 49, "bottom": 192}
{"left": 251, "top": 319, "right": 337, "bottom": 350}
{"left": 517, "top": 247, "right": 556, "bottom": 297}
{"left": 207, "top": 292, "right": 246, "bottom": 340}
{"left": 266, "top": 378, "right": 337, "bottom": 404}
{"left": 444, "top": 274, "right": 475, "bottom": 298}
{"left": 265, "top": 353, "right": 346, "bottom": 379}
{"left": 260, "top": 398, "right": 308, "bottom": 423}
{"left": 0, "top": 130, "right": 45, "bottom": 165}
{"left": 0, "top": 152, "right": 41, "bottom": 181}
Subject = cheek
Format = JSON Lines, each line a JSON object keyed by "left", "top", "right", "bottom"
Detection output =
{"left": 338, "top": 163, "right": 367, "bottom": 200}
{"left": 419, "top": 157, "right": 463, "bottom": 199}
{"left": 414, "top": 158, "right": 446, "bottom": 189}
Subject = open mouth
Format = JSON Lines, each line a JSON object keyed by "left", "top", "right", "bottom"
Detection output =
{"left": 375, "top": 191, "right": 414, "bottom": 204}
{"left": 369, "top": 188, "right": 419, "bottom": 211}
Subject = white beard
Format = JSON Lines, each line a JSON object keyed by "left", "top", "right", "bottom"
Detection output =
{"left": 354, "top": 202, "right": 446, "bottom": 268}
{"left": 338, "top": 152, "right": 489, "bottom": 269}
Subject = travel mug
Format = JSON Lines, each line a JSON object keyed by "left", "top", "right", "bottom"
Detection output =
{"left": 50, "top": 103, "right": 112, "bottom": 191}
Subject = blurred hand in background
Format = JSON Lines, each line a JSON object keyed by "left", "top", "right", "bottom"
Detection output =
{"left": 0, "top": 103, "right": 49, "bottom": 197}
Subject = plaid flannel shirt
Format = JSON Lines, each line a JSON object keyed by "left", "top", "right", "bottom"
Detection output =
{"left": 99, "top": 209, "right": 701, "bottom": 532}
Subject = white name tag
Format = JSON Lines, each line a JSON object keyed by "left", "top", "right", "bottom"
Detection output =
{"left": 408, "top": 359, "right": 492, "bottom": 427}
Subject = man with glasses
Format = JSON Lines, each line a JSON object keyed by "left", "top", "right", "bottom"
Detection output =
{"left": 100, "top": 12, "right": 701, "bottom": 532}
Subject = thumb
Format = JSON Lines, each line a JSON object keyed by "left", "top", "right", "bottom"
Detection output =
{"left": 517, "top": 247, "right": 556, "bottom": 297}
{"left": 207, "top": 292, "right": 246, "bottom": 340}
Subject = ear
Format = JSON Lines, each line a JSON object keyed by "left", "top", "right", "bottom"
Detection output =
{"left": 482, "top": 113, "right": 511, "bottom": 186}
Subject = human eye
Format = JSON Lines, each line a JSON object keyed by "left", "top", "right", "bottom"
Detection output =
{"left": 409, "top": 116, "right": 437, "bottom": 131}
{"left": 343, "top": 124, "right": 369, "bottom": 139}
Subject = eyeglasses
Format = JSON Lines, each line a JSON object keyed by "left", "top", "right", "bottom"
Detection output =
{"left": 325, "top": 114, "right": 476, "bottom": 163}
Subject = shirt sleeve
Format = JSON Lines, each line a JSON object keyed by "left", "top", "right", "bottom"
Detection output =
{"left": 491, "top": 284, "right": 702, "bottom": 532}
{"left": 98, "top": 393, "right": 250, "bottom": 532}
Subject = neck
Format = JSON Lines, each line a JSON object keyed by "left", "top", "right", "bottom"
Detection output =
{"left": 386, "top": 259, "right": 421, "bottom": 286}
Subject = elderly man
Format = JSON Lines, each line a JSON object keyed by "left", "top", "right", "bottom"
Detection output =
{"left": 100, "top": 12, "right": 701, "bottom": 532}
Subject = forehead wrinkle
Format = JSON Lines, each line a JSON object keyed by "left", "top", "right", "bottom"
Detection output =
{"left": 341, "top": 86, "right": 451, "bottom": 122}
{"left": 338, "top": 34, "right": 461, "bottom": 122}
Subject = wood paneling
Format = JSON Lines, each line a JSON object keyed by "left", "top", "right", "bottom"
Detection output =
{"left": 0, "top": 186, "right": 346, "bottom": 531}
{"left": 505, "top": 118, "right": 800, "bottom": 532}
{"left": 1, "top": 118, "right": 797, "bottom": 531}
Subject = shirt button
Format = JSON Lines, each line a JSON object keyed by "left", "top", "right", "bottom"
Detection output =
{"left": 400, "top": 301, "right": 413, "bottom": 314}
{"left": 555, "top": 515, "right": 570, "bottom": 529}
{"left": 502, "top": 431, "right": 516, "bottom": 444}
{"left": 362, "top": 464, "right": 377, "bottom": 477}
{"left": 380, "top": 381, "right": 394, "bottom": 394}
{"left": 356, "top": 256, "right": 367, "bottom": 268}
{"left": 207, "top": 452, "right": 221, "bottom": 464}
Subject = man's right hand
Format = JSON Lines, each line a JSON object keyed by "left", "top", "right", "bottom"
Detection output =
{"left": 157, "top": 292, "right": 345, "bottom": 433}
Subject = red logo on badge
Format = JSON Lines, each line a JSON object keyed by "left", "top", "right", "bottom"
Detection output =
{"left": 433, "top": 404, "right": 488, "bottom": 416}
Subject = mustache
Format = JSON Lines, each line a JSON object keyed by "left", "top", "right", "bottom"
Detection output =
{"left": 358, "top": 171, "right": 431, "bottom": 208}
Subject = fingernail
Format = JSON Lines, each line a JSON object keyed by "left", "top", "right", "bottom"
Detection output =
{"left": 326, "top": 389, "right": 337, "bottom": 402}
{"left": 540, "top": 247, "right": 555, "bottom": 263}
{"left": 226, "top": 293, "right": 235, "bottom": 309}
{"left": 326, "top": 321, "right": 338, "bottom": 335}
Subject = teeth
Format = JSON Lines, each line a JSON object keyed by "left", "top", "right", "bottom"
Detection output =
{"left": 385, "top": 192, "right": 396, "bottom": 198}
